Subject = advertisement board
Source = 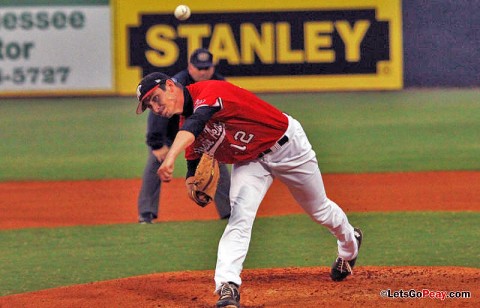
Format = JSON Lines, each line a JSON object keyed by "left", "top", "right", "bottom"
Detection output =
{"left": 0, "top": 0, "right": 113, "bottom": 97}
{"left": 116, "top": 0, "right": 403, "bottom": 94}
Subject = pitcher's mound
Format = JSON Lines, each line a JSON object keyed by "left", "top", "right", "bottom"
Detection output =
{"left": 1, "top": 266, "right": 478, "bottom": 307}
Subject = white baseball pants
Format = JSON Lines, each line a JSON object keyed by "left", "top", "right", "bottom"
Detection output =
{"left": 214, "top": 115, "right": 358, "bottom": 290}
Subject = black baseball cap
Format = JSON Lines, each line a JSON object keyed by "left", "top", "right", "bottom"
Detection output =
{"left": 190, "top": 48, "right": 214, "bottom": 69}
{"left": 135, "top": 72, "right": 171, "bottom": 114}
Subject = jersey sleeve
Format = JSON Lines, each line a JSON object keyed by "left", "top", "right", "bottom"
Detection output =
{"left": 180, "top": 106, "right": 220, "bottom": 137}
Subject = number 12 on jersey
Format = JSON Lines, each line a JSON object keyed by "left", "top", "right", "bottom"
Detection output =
{"left": 231, "top": 131, "right": 254, "bottom": 151}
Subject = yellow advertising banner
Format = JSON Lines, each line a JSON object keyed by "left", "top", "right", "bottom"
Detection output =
{"left": 114, "top": 0, "right": 403, "bottom": 94}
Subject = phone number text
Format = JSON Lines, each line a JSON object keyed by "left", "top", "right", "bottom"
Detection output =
{"left": 0, "top": 66, "right": 70, "bottom": 85}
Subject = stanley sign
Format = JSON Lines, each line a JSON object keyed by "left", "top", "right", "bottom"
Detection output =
{"left": 117, "top": 1, "right": 402, "bottom": 93}
{"left": 129, "top": 10, "right": 390, "bottom": 77}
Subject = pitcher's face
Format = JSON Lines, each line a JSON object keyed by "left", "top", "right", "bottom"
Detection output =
{"left": 141, "top": 80, "right": 179, "bottom": 118}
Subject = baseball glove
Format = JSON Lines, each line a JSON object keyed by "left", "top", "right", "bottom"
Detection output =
{"left": 187, "top": 153, "right": 220, "bottom": 207}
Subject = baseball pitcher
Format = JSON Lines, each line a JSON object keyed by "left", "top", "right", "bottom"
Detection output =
{"left": 135, "top": 73, "right": 363, "bottom": 308}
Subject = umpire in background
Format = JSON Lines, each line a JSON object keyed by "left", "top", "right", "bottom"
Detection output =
{"left": 137, "top": 48, "right": 232, "bottom": 224}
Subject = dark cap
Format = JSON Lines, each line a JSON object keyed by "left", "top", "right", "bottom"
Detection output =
{"left": 189, "top": 48, "right": 214, "bottom": 69}
{"left": 135, "top": 72, "right": 171, "bottom": 114}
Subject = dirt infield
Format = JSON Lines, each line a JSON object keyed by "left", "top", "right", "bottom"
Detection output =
{"left": 1, "top": 267, "right": 478, "bottom": 307}
{"left": 0, "top": 171, "right": 479, "bottom": 307}
{"left": 1, "top": 171, "right": 478, "bottom": 229}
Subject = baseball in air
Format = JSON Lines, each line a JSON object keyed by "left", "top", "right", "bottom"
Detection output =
{"left": 174, "top": 5, "right": 191, "bottom": 21}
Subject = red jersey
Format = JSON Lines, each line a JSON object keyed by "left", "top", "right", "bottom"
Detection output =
{"left": 183, "top": 80, "right": 288, "bottom": 164}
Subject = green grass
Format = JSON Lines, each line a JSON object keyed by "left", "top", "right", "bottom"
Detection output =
{"left": 0, "top": 97, "right": 147, "bottom": 180}
{"left": 1, "top": 212, "right": 478, "bottom": 296}
{"left": 1, "top": 89, "right": 479, "bottom": 181}
{"left": 280, "top": 90, "right": 480, "bottom": 173}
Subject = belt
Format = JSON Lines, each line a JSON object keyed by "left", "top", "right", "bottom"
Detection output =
{"left": 258, "top": 135, "right": 289, "bottom": 158}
